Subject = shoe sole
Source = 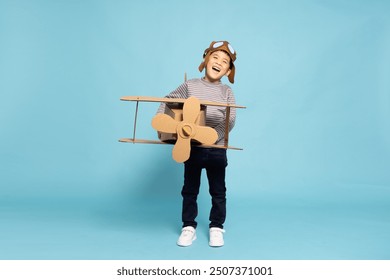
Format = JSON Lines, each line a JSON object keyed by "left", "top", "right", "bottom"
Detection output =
{"left": 209, "top": 242, "right": 224, "bottom": 247}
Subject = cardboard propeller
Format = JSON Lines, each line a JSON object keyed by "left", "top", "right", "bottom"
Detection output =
{"left": 151, "top": 96, "right": 218, "bottom": 163}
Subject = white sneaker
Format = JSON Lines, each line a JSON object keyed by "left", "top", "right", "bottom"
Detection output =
{"left": 177, "top": 226, "right": 196, "bottom": 247}
{"left": 209, "top": 227, "right": 225, "bottom": 247}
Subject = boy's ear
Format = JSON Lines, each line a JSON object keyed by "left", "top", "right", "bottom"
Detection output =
{"left": 225, "top": 69, "right": 231, "bottom": 77}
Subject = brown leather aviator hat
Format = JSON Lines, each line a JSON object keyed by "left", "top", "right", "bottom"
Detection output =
{"left": 198, "top": 41, "right": 237, "bottom": 83}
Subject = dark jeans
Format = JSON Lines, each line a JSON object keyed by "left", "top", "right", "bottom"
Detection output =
{"left": 181, "top": 147, "right": 228, "bottom": 229}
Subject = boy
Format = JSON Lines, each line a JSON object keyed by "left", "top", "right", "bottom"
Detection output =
{"left": 157, "top": 41, "right": 237, "bottom": 247}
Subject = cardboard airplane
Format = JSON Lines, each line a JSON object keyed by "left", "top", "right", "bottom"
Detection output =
{"left": 119, "top": 95, "right": 245, "bottom": 162}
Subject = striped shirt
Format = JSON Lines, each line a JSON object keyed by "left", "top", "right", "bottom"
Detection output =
{"left": 157, "top": 78, "right": 236, "bottom": 145}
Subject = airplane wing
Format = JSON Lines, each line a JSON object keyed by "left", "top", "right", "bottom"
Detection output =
{"left": 120, "top": 96, "right": 246, "bottom": 109}
{"left": 119, "top": 138, "right": 243, "bottom": 150}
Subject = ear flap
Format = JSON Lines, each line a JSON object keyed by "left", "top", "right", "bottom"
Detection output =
{"left": 198, "top": 59, "right": 206, "bottom": 72}
{"left": 228, "top": 65, "right": 235, "bottom": 84}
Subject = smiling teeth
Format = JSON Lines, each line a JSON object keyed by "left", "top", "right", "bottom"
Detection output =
{"left": 212, "top": 66, "right": 221, "bottom": 72}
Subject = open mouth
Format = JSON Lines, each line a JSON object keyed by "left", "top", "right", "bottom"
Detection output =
{"left": 212, "top": 66, "right": 221, "bottom": 73}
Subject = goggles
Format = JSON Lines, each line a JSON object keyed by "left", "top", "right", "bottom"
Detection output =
{"left": 211, "top": 41, "right": 235, "bottom": 55}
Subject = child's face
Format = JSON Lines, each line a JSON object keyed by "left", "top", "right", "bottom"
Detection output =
{"left": 204, "top": 50, "right": 231, "bottom": 83}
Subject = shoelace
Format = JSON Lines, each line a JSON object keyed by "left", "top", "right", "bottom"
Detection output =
{"left": 182, "top": 229, "right": 194, "bottom": 236}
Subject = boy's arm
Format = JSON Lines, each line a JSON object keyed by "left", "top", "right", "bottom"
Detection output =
{"left": 213, "top": 89, "right": 236, "bottom": 143}
{"left": 157, "top": 82, "right": 189, "bottom": 114}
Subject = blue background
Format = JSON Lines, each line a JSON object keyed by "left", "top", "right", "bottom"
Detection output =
{"left": 1, "top": 0, "right": 389, "bottom": 259}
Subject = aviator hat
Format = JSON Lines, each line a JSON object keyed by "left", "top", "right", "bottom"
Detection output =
{"left": 198, "top": 41, "right": 236, "bottom": 83}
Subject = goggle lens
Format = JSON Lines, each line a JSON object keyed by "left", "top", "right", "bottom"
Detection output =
{"left": 227, "top": 44, "right": 235, "bottom": 54}
{"left": 213, "top": 41, "right": 224, "bottom": 48}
